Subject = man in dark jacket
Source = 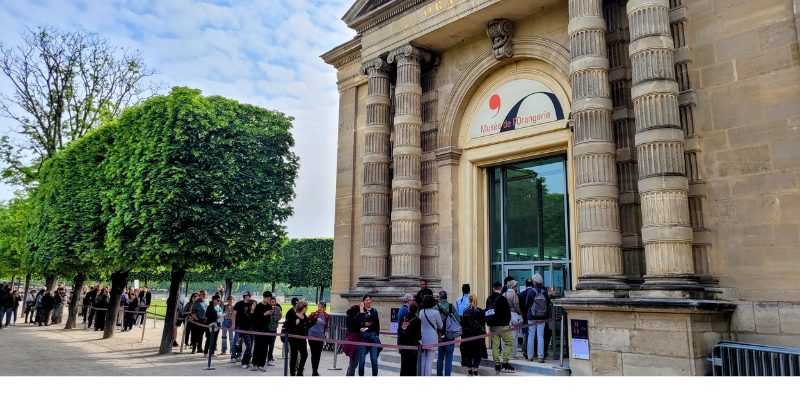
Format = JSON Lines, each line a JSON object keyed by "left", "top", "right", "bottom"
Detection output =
{"left": 84, "top": 285, "right": 99, "bottom": 327}
{"left": 414, "top": 279, "right": 433, "bottom": 306}
{"left": 40, "top": 290, "right": 55, "bottom": 326}
{"left": 486, "top": 281, "right": 515, "bottom": 373}
{"left": 0, "top": 285, "right": 10, "bottom": 329}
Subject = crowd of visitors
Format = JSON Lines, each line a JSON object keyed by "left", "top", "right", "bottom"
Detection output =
{"left": 2, "top": 275, "right": 557, "bottom": 377}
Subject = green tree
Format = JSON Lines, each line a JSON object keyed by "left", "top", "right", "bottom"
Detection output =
{"left": 282, "top": 238, "right": 333, "bottom": 302}
{"left": 103, "top": 87, "right": 298, "bottom": 354}
{"left": 27, "top": 123, "right": 116, "bottom": 331}
{"left": 0, "top": 197, "right": 32, "bottom": 286}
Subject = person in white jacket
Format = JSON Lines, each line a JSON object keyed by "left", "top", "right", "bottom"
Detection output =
{"left": 419, "top": 295, "right": 443, "bottom": 376}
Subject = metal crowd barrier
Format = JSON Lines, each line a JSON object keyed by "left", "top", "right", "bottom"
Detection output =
{"left": 712, "top": 341, "right": 800, "bottom": 376}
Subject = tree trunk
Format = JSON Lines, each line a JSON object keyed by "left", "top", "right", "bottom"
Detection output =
{"left": 159, "top": 266, "right": 186, "bottom": 354}
{"left": 45, "top": 275, "right": 58, "bottom": 291}
{"left": 103, "top": 270, "right": 129, "bottom": 339}
{"left": 184, "top": 280, "right": 189, "bottom": 297}
{"left": 22, "top": 273, "right": 30, "bottom": 303}
{"left": 270, "top": 281, "right": 276, "bottom": 293}
{"left": 319, "top": 285, "right": 325, "bottom": 302}
{"left": 65, "top": 272, "right": 85, "bottom": 329}
{"left": 225, "top": 277, "right": 233, "bottom": 300}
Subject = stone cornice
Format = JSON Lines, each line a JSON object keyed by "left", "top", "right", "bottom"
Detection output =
{"left": 344, "top": 0, "right": 427, "bottom": 34}
{"left": 321, "top": 36, "right": 362, "bottom": 69}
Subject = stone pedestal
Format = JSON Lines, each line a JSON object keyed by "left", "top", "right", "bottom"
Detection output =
{"left": 556, "top": 296, "right": 735, "bottom": 375}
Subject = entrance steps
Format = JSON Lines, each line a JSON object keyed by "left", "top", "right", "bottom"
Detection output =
{"left": 363, "top": 350, "right": 570, "bottom": 376}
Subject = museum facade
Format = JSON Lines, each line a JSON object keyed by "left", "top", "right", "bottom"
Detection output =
{"left": 322, "top": 0, "right": 800, "bottom": 375}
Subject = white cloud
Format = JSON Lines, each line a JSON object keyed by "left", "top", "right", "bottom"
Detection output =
{"left": 0, "top": 0, "right": 356, "bottom": 238}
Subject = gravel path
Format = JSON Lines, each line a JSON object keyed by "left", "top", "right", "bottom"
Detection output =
{"left": 0, "top": 319, "right": 345, "bottom": 376}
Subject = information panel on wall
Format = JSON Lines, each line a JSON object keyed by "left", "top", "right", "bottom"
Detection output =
{"left": 470, "top": 78, "right": 565, "bottom": 138}
{"left": 571, "top": 319, "right": 590, "bottom": 360}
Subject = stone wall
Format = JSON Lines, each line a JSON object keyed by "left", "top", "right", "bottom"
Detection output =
{"left": 687, "top": 0, "right": 800, "bottom": 346}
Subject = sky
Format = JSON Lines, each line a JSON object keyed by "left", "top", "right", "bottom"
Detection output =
{"left": 0, "top": 0, "right": 356, "bottom": 238}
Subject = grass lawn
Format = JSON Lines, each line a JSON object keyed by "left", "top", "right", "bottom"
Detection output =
{"left": 147, "top": 300, "right": 317, "bottom": 319}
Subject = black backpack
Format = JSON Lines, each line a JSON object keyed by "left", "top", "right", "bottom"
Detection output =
{"left": 484, "top": 295, "right": 498, "bottom": 326}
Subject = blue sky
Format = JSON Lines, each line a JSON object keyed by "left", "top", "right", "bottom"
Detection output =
{"left": 0, "top": 0, "right": 355, "bottom": 238}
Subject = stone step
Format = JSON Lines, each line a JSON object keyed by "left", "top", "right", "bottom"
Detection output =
{"left": 371, "top": 350, "right": 570, "bottom": 376}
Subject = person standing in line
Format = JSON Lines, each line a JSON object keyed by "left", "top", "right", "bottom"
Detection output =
{"left": 504, "top": 280, "right": 522, "bottom": 358}
{"left": 92, "top": 289, "right": 109, "bottom": 331}
{"left": 9, "top": 289, "right": 22, "bottom": 326}
{"left": 435, "top": 290, "right": 460, "bottom": 376}
{"left": 419, "top": 295, "right": 443, "bottom": 376}
{"left": 181, "top": 292, "right": 197, "bottom": 347}
{"left": 343, "top": 304, "right": 364, "bottom": 376}
{"left": 251, "top": 291, "right": 274, "bottom": 371}
{"left": 82, "top": 285, "right": 95, "bottom": 325}
{"left": 356, "top": 294, "right": 381, "bottom": 376}
{"left": 518, "top": 278, "right": 534, "bottom": 360}
{"left": 486, "top": 281, "right": 515, "bottom": 373}
{"left": 397, "top": 301, "right": 421, "bottom": 376}
{"left": 231, "top": 291, "right": 256, "bottom": 368}
{"left": 137, "top": 286, "right": 152, "bottom": 326}
{"left": 87, "top": 284, "right": 102, "bottom": 328}
{"left": 414, "top": 279, "right": 433, "bottom": 306}
{"left": 53, "top": 286, "right": 67, "bottom": 325}
{"left": 460, "top": 294, "right": 487, "bottom": 376}
{"left": 204, "top": 295, "right": 223, "bottom": 357}
{"left": 454, "top": 284, "right": 471, "bottom": 317}
{"left": 0, "top": 284, "right": 9, "bottom": 329}
{"left": 122, "top": 289, "right": 139, "bottom": 331}
{"left": 286, "top": 300, "right": 309, "bottom": 376}
{"left": 190, "top": 290, "right": 209, "bottom": 354}
{"left": 24, "top": 289, "right": 35, "bottom": 324}
{"left": 41, "top": 290, "right": 55, "bottom": 327}
{"left": 220, "top": 295, "right": 234, "bottom": 355}
{"left": 33, "top": 289, "right": 44, "bottom": 325}
{"left": 266, "top": 296, "right": 282, "bottom": 366}
{"left": 396, "top": 294, "right": 412, "bottom": 327}
{"left": 525, "top": 273, "right": 552, "bottom": 363}
{"left": 307, "top": 301, "right": 330, "bottom": 376}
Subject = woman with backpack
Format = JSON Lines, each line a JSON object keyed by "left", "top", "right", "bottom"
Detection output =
{"left": 397, "top": 301, "right": 421, "bottom": 376}
{"left": 419, "top": 295, "right": 443, "bottom": 376}
{"left": 460, "top": 294, "right": 488, "bottom": 376}
{"left": 307, "top": 301, "right": 330, "bottom": 376}
{"left": 526, "top": 273, "right": 551, "bottom": 363}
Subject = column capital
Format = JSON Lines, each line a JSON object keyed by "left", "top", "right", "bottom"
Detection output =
{"left": 360, "top": 57, "right": 391, "bottom": 76}
{"left": 387, "top": 44, "right": 434, "bottom": 64}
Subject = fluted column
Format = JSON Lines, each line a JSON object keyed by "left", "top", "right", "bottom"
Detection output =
{"left": 387, "top": 45, "right": 431, "bottom": 279}
{"left": 359, "top": 58, "right": 392, "bottom": 279}
{"left": 569, "top": 0, "right": 629, "bottom": 290}
{"left": 627, "top": 0, "right": 700, "bottom": 290}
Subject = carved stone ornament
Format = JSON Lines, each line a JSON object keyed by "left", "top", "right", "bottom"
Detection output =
{"left": 387, "top": 44, "right": 433, "bottom": 64}
{"left": 486, "top": 18, "right": 515, "bottom": 60}
{"left": 360, "top": 57, "right": 391, "bottom": 76}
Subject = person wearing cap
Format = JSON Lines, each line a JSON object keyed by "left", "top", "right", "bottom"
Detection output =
{"left": 455, "top": 284, "right": 471, "bottom": 317}
{"left": 435, "top": 290, "right": 461, "bottom": 376}
{"left": 396, "top": 294, "right": 412, "bottom": 328}
{"left": 231, "top": 290, "right": 255, "bottom": 366}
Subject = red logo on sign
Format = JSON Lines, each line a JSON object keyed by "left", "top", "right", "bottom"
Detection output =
{"left": 489, "top": 94, "right": 501, "bottom": 118}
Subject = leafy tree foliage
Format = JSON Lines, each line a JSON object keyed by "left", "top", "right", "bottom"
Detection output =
{"left": 282, "top": 238, "right": 332, "bottom": 301}
{"left": 103, "top": 87, "right": 298, "bottom": 353}
{"left": 0, "top": 26, "right": 157, "bottom": 185}
{"left": 0, "top": 197, "right": 32, "bottom": 281}
{"left": 27, "top": 124, "right": 115, "bottom": 329}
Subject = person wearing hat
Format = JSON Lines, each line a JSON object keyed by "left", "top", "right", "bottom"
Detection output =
{"left": 231, "top": 290, "right": 255, "bottom": 367}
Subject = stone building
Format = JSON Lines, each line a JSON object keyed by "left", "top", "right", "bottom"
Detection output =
{"left": 321, "top": 0, "right": 800, "bottom": 375}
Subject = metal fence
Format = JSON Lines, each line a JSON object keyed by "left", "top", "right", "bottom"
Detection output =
{"left": 712, "top": 341, "right": 800, "bottom": 376}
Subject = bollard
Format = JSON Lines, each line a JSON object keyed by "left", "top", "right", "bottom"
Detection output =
{"left": 283, "top": 331, "right": 290, "bottom": 376}
{"left": 203, "top": 324, "right": 216, "bottom": 371}
{"left": 141, "top": 310, "right": 147, "bottom": 342}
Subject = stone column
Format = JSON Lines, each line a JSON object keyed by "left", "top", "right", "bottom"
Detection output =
{"left": 387, "top": 45, "right": 431, "bottom": 279}
{"left": 569, "top": 0, "right": 629, "bottom": 290}
{"left": 358, "top": 58, "right": 392, "bottom": 280}
{"left": 627, "top": 0, "right": 700, "bottom": 290}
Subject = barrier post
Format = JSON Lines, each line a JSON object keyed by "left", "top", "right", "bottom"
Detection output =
{"left": 141, "top": 310, "right": 148, "bottom": 342}
{"left": 416, "top": 344, "right": 423, "bottom": 376}
{"left": 328, "top": 326, "right": 345, "bottom": 371}
{"left": 283, "top": 331, "right": 290, "bottom": 376}
{"left": 559, "top": 316, "right": 565, "bottom": 368}
{"left": 203, "top": 324, "right": 216, "bottom": 370}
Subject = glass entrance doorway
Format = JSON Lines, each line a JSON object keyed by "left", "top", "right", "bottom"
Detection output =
{"left": 489, "top": 154, "right": 571, "bottom": 291}
{"left": 488, "top": 155, "right": 571, "bottom": 359}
